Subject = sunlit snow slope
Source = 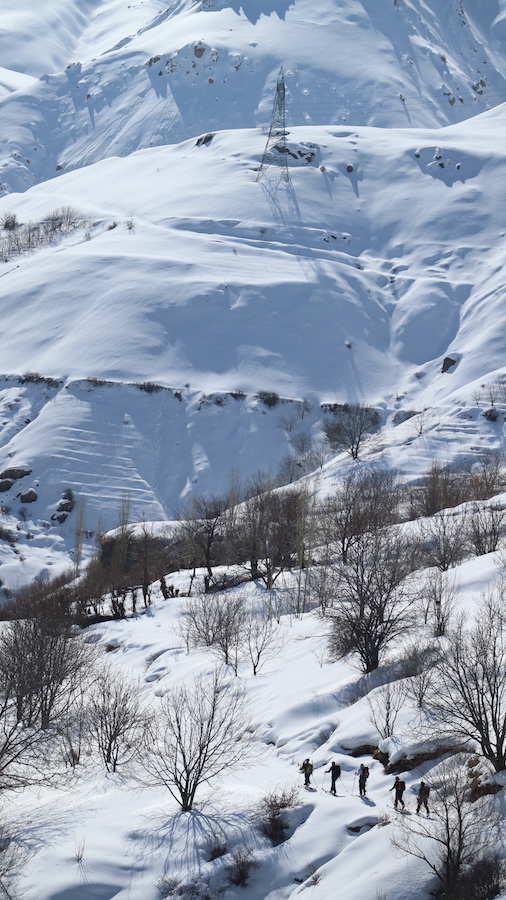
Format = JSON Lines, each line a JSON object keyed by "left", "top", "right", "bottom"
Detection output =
{"left": 0, "top": 0, "right": 506, "bottom": 571}
{"left": 2, "top": 0, "right": 506, "bottom": 193}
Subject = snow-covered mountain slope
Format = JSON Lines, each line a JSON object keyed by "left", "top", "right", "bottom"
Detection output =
{"left": 2, "top": 0, "right": 506, "bottom": 194}
{"left": 0, "top": 106, "right": 506, "bottom": 547}
{"left": 0, "top": 0, "right": 506, "bottom": 576}
{"left": 12, "top": 555, "right": 504, "bottom": 900}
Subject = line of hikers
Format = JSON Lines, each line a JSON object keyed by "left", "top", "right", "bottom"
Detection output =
{"left": 390, "top": 776, "right": 430, "bottom": 815}
{"left": 300, "top": 760, "right": 430, "bottom": 814}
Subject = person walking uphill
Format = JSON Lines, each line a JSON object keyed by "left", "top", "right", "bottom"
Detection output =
{"left": 416, "top": 781, "right": 430, "bottom": 816}
{"left": 301, "top": 759, "right": 313, "bottom": 787}
{"left": 357, "top": 763, "right": 369, "bottom": 797}
{"left": 390, "top": 776, "right": 406, "bottom": 810}
{"left": 326, "top": 761, "right": 341, "bottom": 795}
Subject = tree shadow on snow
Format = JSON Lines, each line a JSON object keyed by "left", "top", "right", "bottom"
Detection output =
{"left": 47, "top": 886, "right": 122, "bottom": 900}
{"left": 127, "top": 801, "right": 253, "bottom": 879}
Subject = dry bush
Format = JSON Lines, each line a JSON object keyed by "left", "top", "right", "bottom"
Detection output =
{"left": 225, "top": 846, "right": 259, "bottom": 887}
{"left": 203, "top": 831, "right": 227, "bottom": 862}
{"left": 256, "top": 786, "right": 299, "bottom": 845}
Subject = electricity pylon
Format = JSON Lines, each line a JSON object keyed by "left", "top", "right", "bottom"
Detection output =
{"left": 256, "top": 67, "right": 290, "bottom": 183}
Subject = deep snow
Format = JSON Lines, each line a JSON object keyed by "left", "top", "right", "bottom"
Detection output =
{"left": 1, "top": 4, "right": 506, "bottom": 895}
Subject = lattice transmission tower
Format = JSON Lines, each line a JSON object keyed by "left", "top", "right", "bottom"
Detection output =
{"left": 256, "top": 67, "right": 290, "bottom": 183}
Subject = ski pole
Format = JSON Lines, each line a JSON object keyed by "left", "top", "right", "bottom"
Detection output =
{"left": 322, "top": 771, "right": 327, "bottom": 791}
{"left": 352, "top": 773, "right": 357, "bottom": 795}
{"left": 339, "top": 774, "right": 348, "bottom": 794}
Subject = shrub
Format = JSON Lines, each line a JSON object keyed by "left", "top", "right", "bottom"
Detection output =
{"left": 225, "top": 847, "right": 259, "bottom": 887}
{"left": 256, "top": 390, "right": 279, "bottom": 408}
{"left": 456, "top": 854, "right": 506, "bottom": 900}
{"left": 0, "top": 206, "right": 86, "bottom": 262}
{"left": 203, "top": 832, "right": 227, "bottom": 861}
{"left": 137, "top": 382, "right": 163, "bottom": 393}
{"left": 0, "top": 527, "right": 16, "bottom": 545}
{"left": 0, "top": 212, "right": 18, "bottom": 231}
{"left": 257, "top": 787, "right": 298, "bottom": 845}
{"left": 18, "top": 372, "right": 44, "bottom": 384}
{"left": 157, "top": 876, "right": 180, "bottom": 898}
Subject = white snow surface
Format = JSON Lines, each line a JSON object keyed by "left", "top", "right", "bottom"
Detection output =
{"left": 9, "top": 559, "right": 503, "bottom": 900}
{"left": 2, "top": 3, "right": 506, "bottom": 898}
{"left": 0, "top": 0, "right": 506, "bottom": 569}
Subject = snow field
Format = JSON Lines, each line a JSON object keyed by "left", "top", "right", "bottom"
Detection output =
{"left": 9, "top": 533, "right": 502, "bottom": 900}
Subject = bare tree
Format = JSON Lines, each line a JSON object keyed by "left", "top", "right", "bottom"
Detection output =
{"left": 426, "top": 595, "right": 506, "bottom": 771}
{"left": 179, "top": 493, "right": 230, "bottom": 584}
{"left": 392, "top": 756, "right": 501, "bottom": 899}
{"left": 367, "top": 681, "right": 406, "bottom": 740}
{"left": 418, "top": 569, "right": 459, "bottom": 637}
{"left": 237, "top": 478, "right": 307, "bottom": 590}
{"left": 88, "top": 667, "right": 147, "bottom": 772}
{"left": 323, "top": 468, "right": 402, "bottom": 564}
{"left": 0, "top": 608, "right": 91, "bottom": 731}
{"left": 465, "top": 502, "right": 505, "bottom": 557}
{"left": 180, "top": 592, "right": 246, "bottom": 673}
{"left": 0, "top": 825, "right": 29, "bottom": 900}
{"left": 323, "top": 403, "right": 380, "bottom": 460}
{"left": 327, "top": 527, "right": 419, "bottom": 673}
{"left": 243, "top": 605, "right": 283, "bottom": 676}
{"left": 73, "top": 498, "right": 86, "bottom": 577}
{"left": 409, "top": 460, "right": 469, "bottom": 518}
{"left": 0, "top": 673, "right": 54, "bottom": 791}
{"left": 400, "top": 641, "right": 442, "bottom": 711}
{"left": 59, "top": 689, "right": 90, "bottom": 770}
{"left": 419, "top": 511, "right": 468, "bottom": 572}
{"left": 140, "top": 669, "right": 253, "bottom": 811}
{"left": 469, "top": 452, "right": 504, "bottom": 501}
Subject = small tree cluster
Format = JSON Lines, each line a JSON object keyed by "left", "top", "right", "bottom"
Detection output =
{"left": 409, "top": 456, "right": 505, "bottom": 518}
{"left": 0, "top": 206, "right": 88, "bottom": 261}
{"left": 180, "top": 592, "right": 282, "bottom": 675}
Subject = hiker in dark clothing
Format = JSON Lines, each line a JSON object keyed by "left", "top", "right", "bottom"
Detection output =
{"left": 358, "top": 763, "right": 369, "bottom": 797}
{"left": 300, "top": 758, "right": 313, "bottom": 787}
{"left": 416, "top": 782, "right": 430, "bottom": 816}
{"left": 390, "top": 776, "right": 406, "bottom": 810}
{"left": 326, "top": 761, "right": 341, "bottom": 795}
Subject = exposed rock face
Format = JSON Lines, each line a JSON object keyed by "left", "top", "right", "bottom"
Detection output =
{"left": 0, "top": 480, "right": 13, "bottom": 493}
{"left": 51, "top": 512, "right": 68, "bottom": 524}
{"left": 0, "top": 467, "right": 32, "bottom": 481}
{"left": 20, "top": 489, "right": 37, "bottom": 503}
{"left": 441, "top": 356, "right": 458, "bottom": 373}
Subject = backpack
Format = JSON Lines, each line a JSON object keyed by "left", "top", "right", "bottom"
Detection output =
{"left": 334, "top": 764, "right": 341, "bottom": 778}
{"left": 363, "top": 766, "right": 369, "bottom": 778}
{"left": 397, "top": 780, "right": 405, "bottom": 792}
